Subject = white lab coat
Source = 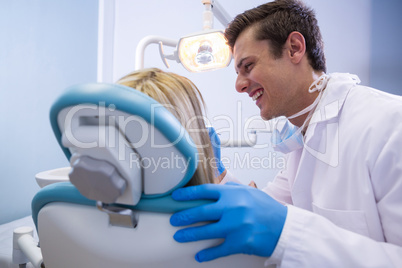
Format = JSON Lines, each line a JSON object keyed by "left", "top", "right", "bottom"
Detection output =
{"left": 263, "top": 73, "right": 402, "bottom": 267}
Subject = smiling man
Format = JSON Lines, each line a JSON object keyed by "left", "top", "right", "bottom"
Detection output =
{"left": 232, "top": 26, "right": 322, "bottom": 127}
{"left": 170, "top": 0, "right": 402, "bottom": 267}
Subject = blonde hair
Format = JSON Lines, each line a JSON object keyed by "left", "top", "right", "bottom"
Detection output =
{"left": 117, "top": 68, "right": 216, "bottom": 185}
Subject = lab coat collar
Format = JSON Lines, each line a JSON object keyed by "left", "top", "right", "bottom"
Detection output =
{"left": 306, "top": 73, "right": 361, "bottom": 136}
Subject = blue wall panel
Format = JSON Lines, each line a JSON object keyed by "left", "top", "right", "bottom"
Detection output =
{"left": 0, "top": 0, "right": 98, "bottom": 224}
{"left": 370, "top": 0, "right": 402, "bottom": 95}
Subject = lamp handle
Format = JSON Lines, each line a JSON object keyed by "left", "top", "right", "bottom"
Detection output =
{"left": 135, "top": 35, "right": 178, "bottom": 70}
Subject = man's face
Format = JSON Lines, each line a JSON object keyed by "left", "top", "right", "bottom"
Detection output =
{"left": 233, "top": 27, "right": 298, "bottom": 120}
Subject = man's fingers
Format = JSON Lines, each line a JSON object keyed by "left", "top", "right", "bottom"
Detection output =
{"left": 195, "top": 241, "right": 235, "bottom": 263}
{"left": 170, "top": 202, "right": 221, "bottom": 226}
{"left": 173, "top": 221, "right": 224, "bottom": 243}
{"left": 171, "top": 184, "right": 222, "bottom": 201}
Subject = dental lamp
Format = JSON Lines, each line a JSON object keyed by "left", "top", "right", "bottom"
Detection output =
{"left": 134, "top": 1, "right": 261, "bottom": 148}
{"left": 135, "top": 0, "right": 232, "bottom": 72}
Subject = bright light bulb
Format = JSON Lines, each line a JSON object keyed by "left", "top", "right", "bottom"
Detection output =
{"left": 178, "top": 30, "right": 231, "bottom": 72}
{"left": 196, "top": 40, "right": 214, "bottom": 65}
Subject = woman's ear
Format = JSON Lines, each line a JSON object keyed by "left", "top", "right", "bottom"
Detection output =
{"left": 286, "top": 31, "right": 306, "bottom": 64}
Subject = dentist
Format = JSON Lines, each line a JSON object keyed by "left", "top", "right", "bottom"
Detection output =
{"left": 170, "top": 0, "right": 402, "bottom": 267}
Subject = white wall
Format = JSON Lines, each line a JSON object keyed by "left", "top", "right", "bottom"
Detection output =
{"left": 370, "top": 0, "right": 402, "bottom": 95}
{"left": 108, "top": 0, "right": 372, "bottom": 187}
{"left": 306, "top": 0, "right": 371, "bottom": 84}
{"left": 0, "top": 0, "right": 98, "bottom": 224}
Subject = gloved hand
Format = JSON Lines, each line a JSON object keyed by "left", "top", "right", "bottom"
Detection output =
{"left": 170, "top": 182, "right": 287, "bottom": 262}
{"left": 207, "top": 127, "right": 225, "bottom": 175}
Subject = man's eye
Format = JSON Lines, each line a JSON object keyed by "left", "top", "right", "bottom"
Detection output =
{"left": 245, "top": 63, "right": 253, "bottom": 71}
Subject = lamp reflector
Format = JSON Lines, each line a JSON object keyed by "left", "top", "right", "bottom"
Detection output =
{"left": 178, "top": 30, "right": 231, "bottom": 72}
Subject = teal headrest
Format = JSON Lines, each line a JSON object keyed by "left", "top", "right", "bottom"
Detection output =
{"left": 50, "top": 83, "right": 198, "bottom": 200}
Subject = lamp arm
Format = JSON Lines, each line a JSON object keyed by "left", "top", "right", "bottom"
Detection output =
{"left": 221, "top": 130, "right": 258, "bottom": 148}
{"left": 135, "top": 35, "right": 178, "bottom": 70}
{"left": 212, "top": 0, "right": 232, "bottom": 27}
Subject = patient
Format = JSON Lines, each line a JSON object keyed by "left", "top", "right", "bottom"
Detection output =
{"left": 117, "top": 68, "right": 221, "bottom": 186}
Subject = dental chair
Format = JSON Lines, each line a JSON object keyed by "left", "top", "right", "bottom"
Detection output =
{"left": 26, "top": 83, "right": 267, "bottom": 267}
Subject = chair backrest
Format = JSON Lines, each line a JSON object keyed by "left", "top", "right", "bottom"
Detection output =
{"left": 33, "top": 83, "right": 267, "bottom": 267}
{"left": 50, "top": 83, "right": 198, "bottom": 205}
{"left": 33, "top": 182, "right": 266, "bottom": 268}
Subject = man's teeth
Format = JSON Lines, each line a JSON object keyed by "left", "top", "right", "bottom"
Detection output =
{"left": 252, "top": 90, "right": 263, "bottom": 101}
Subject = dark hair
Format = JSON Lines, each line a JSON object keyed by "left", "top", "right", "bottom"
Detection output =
{"left": 225, "top": 0, "right": 326, "bottom": 72}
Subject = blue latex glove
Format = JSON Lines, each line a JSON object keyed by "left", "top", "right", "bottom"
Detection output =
{"left": 170, "top": 182, "right": 287, "bottom": 262}
{"left": 207, "top": 127, "right": 225, "bottom": 175}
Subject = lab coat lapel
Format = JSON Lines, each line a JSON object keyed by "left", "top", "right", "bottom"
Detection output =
{"left": 291, "top": 73, "right": 360, "bottom": 210}
{"left": 304, "top": 73, "right": 359, "bottom": 145}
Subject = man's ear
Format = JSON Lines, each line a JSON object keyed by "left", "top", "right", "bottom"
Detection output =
{"left": 286, "top": 31, "right": 306, "bottom": 64}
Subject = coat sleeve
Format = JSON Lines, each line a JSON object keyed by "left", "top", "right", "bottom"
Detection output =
{"left": 262, "top": 151, "right": 298, "bottom": 205}
{"left": 264, "top": 205, "right": 402, "bottom": 267}
{"left": 262, "top": 169, "right": 293, "bottom": 205}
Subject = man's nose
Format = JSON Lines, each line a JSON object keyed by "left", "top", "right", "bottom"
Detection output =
{"left": 235, "top": 75, "right": 249, "bottom": 93}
